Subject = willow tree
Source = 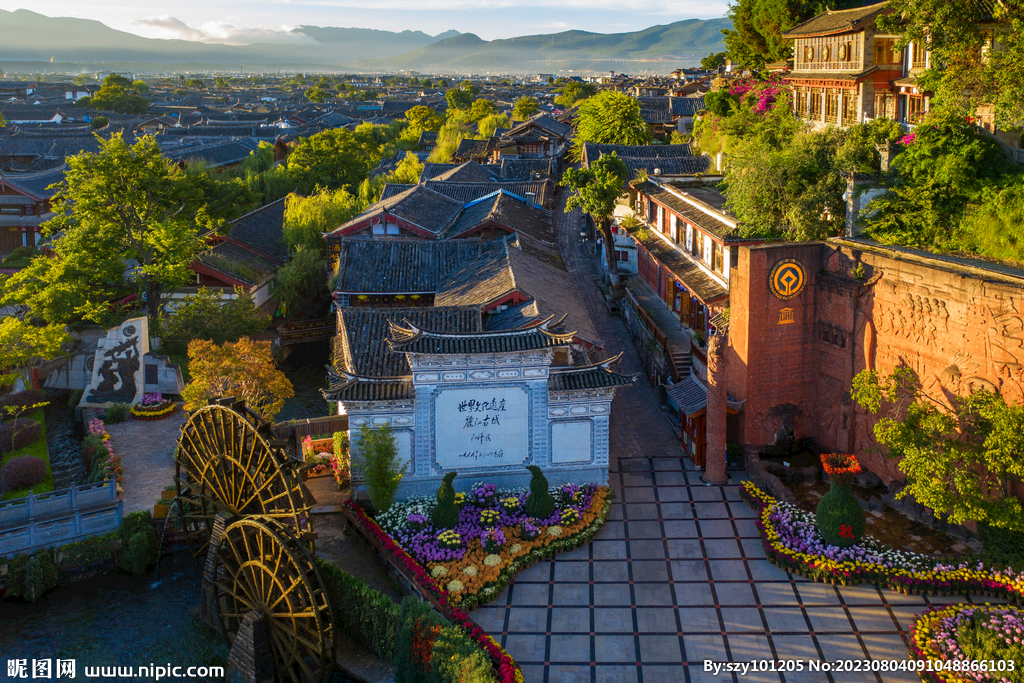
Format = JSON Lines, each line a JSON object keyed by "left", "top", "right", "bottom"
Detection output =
{"left": 560, "top": 152, "right": 630, "bottom": 291}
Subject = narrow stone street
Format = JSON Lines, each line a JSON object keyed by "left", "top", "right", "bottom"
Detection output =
{"left": 469, "top": 190, "right": 992, "bottom": 683}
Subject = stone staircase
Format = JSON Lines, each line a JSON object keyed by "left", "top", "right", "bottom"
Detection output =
{"left": 670, "top": 348, "right": 692, "bottom": 380}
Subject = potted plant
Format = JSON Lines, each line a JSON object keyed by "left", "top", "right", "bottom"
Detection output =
{"left": 816, "top": 453, "right": 866, "bottom": 548}
{"left": 130, "top": 393, "right": 176, "bottom": 421}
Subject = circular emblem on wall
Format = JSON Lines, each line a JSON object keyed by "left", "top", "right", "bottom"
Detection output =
{"left": 123, "top": 324, "right": 137, "bottom": 337}
{"left": 769, "top": 258, "right": 806, "bottom": 300}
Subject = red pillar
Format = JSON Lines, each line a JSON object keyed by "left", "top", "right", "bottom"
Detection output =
{"left": 703, "top": 332, "right": 728, "bottom": 485}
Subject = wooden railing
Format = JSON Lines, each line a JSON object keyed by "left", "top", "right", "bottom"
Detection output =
{"left": 277, "top": 317, "right": 334, "bottom": 345}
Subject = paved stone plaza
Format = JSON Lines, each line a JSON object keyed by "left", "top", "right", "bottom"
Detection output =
{"left": 467, "top": 196, "right": 1006, "bottom": 683}
{"left": 107, "top": 408, "right": 186, "bottom": 513}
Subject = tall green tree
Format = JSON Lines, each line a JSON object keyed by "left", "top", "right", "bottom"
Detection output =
{"left": 283, "top": 187, "right": 365, "bottom": 255}
{"left": 272, "top": 246, "right": 327, "bottom": 315}
{"left": 0, "top": 318, "right": 69, "bottom": 372}
{"left": 560, "top": 152, "right": 630, "bottom": 290}
{"left": 404, "top": 105, "right": 444, "bottom": 132}
{"left": 445, "top": 87, "right": 473, "bottom": 111}
{"left": 286, "top": 128, "right": 378, "bottom": 194}
{"left": 570, "top": 90, "right": 650, "bottom": 160}
{"left": 513, "top": 96, "right": 540, "bottom": 119}
{"left": 467, "top": 98, "right": 498, "bottom": 122}
{"left": 4, "top": 135, "right": 205, "bottom": 321}
{"left": 879, "top": 0, "right": 1024, "bottom": 128}
{"left": 852, "top": 367, "right": 1024, "bottom": 532}
{"left": 700, "top": 52, "right": 728, "bottom": 70}
{"left": 554, "top": 82, "right": 597, "bottom": 108}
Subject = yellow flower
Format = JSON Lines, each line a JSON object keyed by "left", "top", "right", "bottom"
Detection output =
{"left": 447, "top": 579, "right": 464, "bottom": 592}
{"left": 463, "top": 565, "right": 478, "bottom": 577}
{"left": 484, "top": 554, "right": 501, "bottom": 567}
{"left": 547, "top": 525, "right": 563, "bottom": 538}
{"left": 431, "top": 565, "right": 449, "bottom": 578}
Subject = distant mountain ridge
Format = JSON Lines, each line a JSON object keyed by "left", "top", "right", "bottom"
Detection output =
{"left": 356, "top": 19, "right": 731, "bottom": 72}
{"left": 0, "top": 9, "right": 728, "bottom": 73}
{"left": 0, "top": 10, "right": 459, "bottom": 67}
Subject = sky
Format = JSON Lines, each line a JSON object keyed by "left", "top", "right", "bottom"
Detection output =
{"left": 0, "top": 1, "right": 730, "bottom": 43}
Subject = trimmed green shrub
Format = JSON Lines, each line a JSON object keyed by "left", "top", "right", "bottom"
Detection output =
{"left": 431, "top": 472, "right": 459, "bottom": 529}
{"left": 394, "top": 597, "right": 447, "bottom": 683}
{"left": 429, "top": 625, "right": 496, "bottom": 683}
{"left": 0, "top": 455, "right": 47, "bottom": 492}
{"left": 118, "top": 511, "right": 158, "bottom": 575}
{"left": 104, "top": 402, "right": 129, "bottom": 423}
{"left": 314, "top": 558, "right": 398, "bottom": 661}
{"left": 22, "top": 552, "right": 58, "bottom": 602}
{"left": 0, "top": 390, "right": 47, "bottom": 411}
{"left": 816, "top": 482, "right": 865, "bottom": 548}
{"left": 357, "top": 423, "right": 407, "bottom": 513}
{"left": 0, "top": 418, "right": 43, "bottom": 452}
{"left": 525, "top": 465, "right": 554, "bottom": 519}
{"left": 82, "top": 434, "right": 109, "bottom": 470}
{"left": 55, "top": 530, "right": 120, "bottom": 570}
{"left": 4, "top": 554, "right": 29, "bottom": 599}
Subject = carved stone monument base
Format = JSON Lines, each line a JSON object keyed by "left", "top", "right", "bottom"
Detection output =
{"left": 78, "top": 317, "right": 149, "bottom": 411}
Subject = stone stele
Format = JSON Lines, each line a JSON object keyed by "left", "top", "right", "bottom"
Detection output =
{"left": 79, "top": 316, "right": 150, "bottom": 410}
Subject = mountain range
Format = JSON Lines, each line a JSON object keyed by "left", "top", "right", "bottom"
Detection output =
{"left": 0, "top": 9, "right": 728, "bottom": 74}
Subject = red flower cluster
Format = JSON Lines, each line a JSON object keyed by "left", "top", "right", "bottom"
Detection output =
{"left": 342, "top": 500, "right": 524, "bottom": 683}
{"left": 821, "top": 453, "right": 861, "bottom": 485}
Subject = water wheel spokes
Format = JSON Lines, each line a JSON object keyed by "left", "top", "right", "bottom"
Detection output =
{"left": 212, "top": 516, "right": 333, "bottom": 683}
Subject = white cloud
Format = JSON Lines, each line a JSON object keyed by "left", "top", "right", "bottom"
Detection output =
{"left": 133, "top": 14, "right": 315, "bottom": 44}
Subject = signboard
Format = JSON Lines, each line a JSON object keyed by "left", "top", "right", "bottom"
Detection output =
{"left": 769, "top": 258, "right": 806, "bottom": 300}
{"left": 434, "top": 386, "right": 530, "bottom": 469}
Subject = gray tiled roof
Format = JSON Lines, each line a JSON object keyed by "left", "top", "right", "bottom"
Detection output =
{"left": 499, "top": 158, "right": 554, "bottom": 180}
{"left": 197, "top": 241, "right": 278, "bottom": 286}
{"left": 380, "top": 180, "right": 551, "bottom": 206}
{"left": 453, "top": 138, "right": 495, "bottom": 161}
{"left": 621, "top": 155, "right": 711, "bottom": 180}
{"left": 443, "top": 191, "right": 554, "bottom": 244}
{"left": 0, "top": 166, "right": 66, "bottom": 199}
{"left": 783, "top": 1, "right": 888, "bottom": 37}
{"left": 665, "top": 374, "right": 707, "bottom": 415}
{"left": 483, "top": 300, "right": 542, "bottom": 331}
{"left": 335, "top": 239, "right": 494, "bottom": 294}
{"left": 390, "top": 317, "right": 574, "bottom": 355}
{"left": 330, "top": 184, "right": 465, "bottom": 237}
{"left": 548, "top": 355, "right": 636, "bottom": 391}
{"left": 637, "top": 231, "right": 728, "bottom": 305}
{"left": 582, "top": 142, "right": 693, "bottom": 165}
{"left": 434, "top": 240, "right": 516, "bottom": 308}
{"left": 227, "top": 197, "right": 288, "bottom": 263}
{"left": 430, "top": 160, "right": 498, "bottom": 183}
{"left": 634, "top": 181, "right": 735, "bottom": 239}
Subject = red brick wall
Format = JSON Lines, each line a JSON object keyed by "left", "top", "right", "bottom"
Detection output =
{"left": 727, "top": 240, "right": 1024, "bottom": 488}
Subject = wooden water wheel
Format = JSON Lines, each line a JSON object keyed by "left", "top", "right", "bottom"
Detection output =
{"left": 175, "top": 398, "right": 313, "bottom": 561}
{"left": 211, "top": 516, "right": 334, "bottom": 683}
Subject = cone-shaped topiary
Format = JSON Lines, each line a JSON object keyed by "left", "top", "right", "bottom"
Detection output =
{"left": 816, "top": 453, "right": 866, "bottom": 548}
{"left": 431, "top": 471, "right": 460, "bottom": 529}
{"left": 816, "top": 482, "right": 866, "bottom": 548}
{"left": 525, "top": 465, "right": 555, "bottom": 519}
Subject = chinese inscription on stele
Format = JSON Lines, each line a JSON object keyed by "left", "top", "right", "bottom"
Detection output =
{"left": 435, "top": 387, "right": 529, "bottom": 469}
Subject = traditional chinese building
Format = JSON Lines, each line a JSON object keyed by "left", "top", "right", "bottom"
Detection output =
{"left": 324, "top": 312, "right": 634, "bottom": 498}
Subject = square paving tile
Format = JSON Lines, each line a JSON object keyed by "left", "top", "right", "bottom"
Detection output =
{"left": 861, "top": 632, "right": 914, "bottom": 661}
{"left": 597, "top": 521, "right": 626, "bottom": 539}
{"left": 814, "top": 633, "right": 867, "bottom": 662}
{"left": 697, "top": 519, "right": 735, "bottom": 538}
{"left": 549, "top": 634, "right": 592, "bottom": 663}
{"left": 662, "top": 520, "right": 699, "bottom": 538}
{"left": 708, "top": 560, "right": 749, "bottom": 581}
{"left": 669, "top": 560, "right": 708, "bottom": 581}
{"left": 511, "top": 583, "right": 551, "bottom": 606}
{"left": 551, "top": 607, "right": 591, "bottom": 633}
{"left": 503, "top": 633, "right": 547, "bottom": 663}
{"left": 594, "top": 561, "right": 630, "bottom": 582}
{"left": 634, "top": 583, "right": 674, "bottom": 606}
{"left": 838, "top": 584, "right": 886, "bottom": 605}
{"left": 656, "top": 487, "right": 689, "bottom": 502}
{"left": 652, "top": 457, "right": 683, "bottom": 470}
{"left": 848, "top": 606, "right": 900, "bottom": 633}
{"left": 594, "top": 635, "right": 637, "bottom": 663}
{"left": 714, "top": 582, "right": 756, "bottom": 606}
{"left": 763, "top": 606, "right": 810, "bottom": 633}
{"left": 702, "top": 539, "right": 743, "bottom": 558}
{"left": 594, "top": 583, "right": 632, "bottom": 606}
{"left": 622, "top": 471, "right": 654, "bottom": 486}
{"left": 608, "top": 503, "right": 624, "bottom": 520}
{"left": 665, "top": 539, "right": 705, "bottom": 559}
{"left": 472, "top": 606, "right": 506, "bottom": 633}
{"left": 741, "top": 538, "right": 769, "bottom": 559}
{"left": 757, "top": 582, "right": 798, "bottom": 605}
{"left": 629, "top": 540, "right": 667, "bottom": 560}
{"left": 768, "top": 635, "right": 822, "bottom": 683}
{"left": 625, "top": 503, "right": 659, "bottom": 520}
{"left": 734, "top": 519, "right": 760, "bottom": 537}
{"left": 637, "top": 665, "right": 686, "bottom": 683}
{"left": 594, "top": 607, "right": 634, "bottom": 633}
{"left": 595, "top": 665, "right": 639, "bottom": 683}
{"left": 546, "top": 664, "right": 590, "bottom": 683}
{"left": 632, "top": 560, "right": 669, "bottom": 582}
{"left": 728, "top": 501, "right": 758, "bottom": 518}
{"left": 627, "top": 520, "right": 664, "bottom": 538}
{"left": 720, "top": 607, "right": 766, "bottom": 633}
{"left": 635, "top": 607, "right": 677, "bottom": 633}
{"left": 796, "top": 582, "right": 841, "bottom": 605}
{"left": 639, "top": 635, "right": 682, "bottom": 663}
{"left": 624, "top": 487, "right": 656, "bottom": 502}
{"left": 658, "top": 503, "right": 694, "bottom": 519}
{"left": 806, "top": 606, "right": 853, "bottom": 633}
{"left": 676, "top": 606, "right": 720, "bottom": 632}
{"left": 553, "top": 583, "right": 591, "bottom": 606}
{"left": 655, "top": 471, "right": 688, "bottom": 486}
{"left": 888, "top": 605, "right": 928, "bottom": 631}
{"left": 674, "top": 582, "right": 717, "bottom": 607}
{"left": 593, "top": 540, "right": 629, "bottom": 560}
{"left": 555, "top": 561, "right": 590, "bottom": 582}
{"left": 518, "top": 664, "right": 547, "bottom": 683}
{"left": 748, "top": 560, "right": 789, "bottom": 581}
{"left": 515, "top": 562, "right": 551, "bottom": 582}
{"left": 727, "top": 633, "right": 774, "bottom": 660}
{"left": 683, "top": 633, "right": 728, "bottom": 663}
{"left": 689, "top": 485, "right": 726, "bottom": 501}
{"left": 507, "top": 607, "right": 549, "bottom": 633}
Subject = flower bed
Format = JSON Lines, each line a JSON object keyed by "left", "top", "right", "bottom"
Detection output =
{"left": 301, "top": 436, "right": 334, "bottom": 479}
{"left": 343, "top": 500, "right": 523, "bottom": 683}
{"left": 377, "top": 482, "right": 612, "bottom": 609}
{"left": 908, "top": 604, "right": 1024, "bottom": 683}
{"left": 130, "top": 393, "right": 176, "bottom": 421}
{"left": 742, "top": 481, "right": 1024, "bottom": 600}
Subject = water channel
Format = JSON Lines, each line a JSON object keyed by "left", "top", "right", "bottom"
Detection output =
{"left": 276, "top": 341, "right": 332, "bottom": 423}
